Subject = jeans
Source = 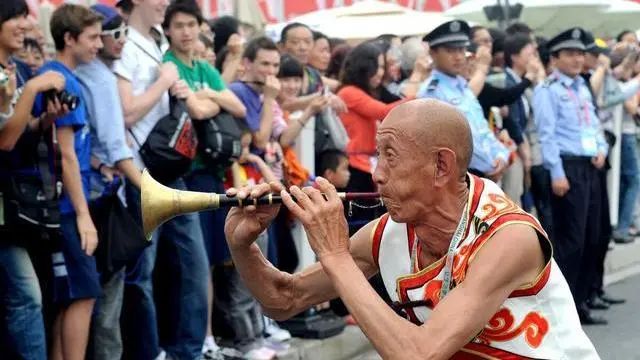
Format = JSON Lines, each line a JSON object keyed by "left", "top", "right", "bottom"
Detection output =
{"left": 615, "top": 134, "right": 640, "bottom": 238}
{"left": 91, "top": 268, "right": 125, "bottom": 360}
{"left": 124, "top": 179, "right": 208, "bottom": 360}
{"left": 0, "top": 244, "right": 46, "bottom": 360}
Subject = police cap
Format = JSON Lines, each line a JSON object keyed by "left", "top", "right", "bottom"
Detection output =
{"left": 423, "top": 20, "right": 471, "bottom": 49}
{"left": 547, "top": 27, "right": 587, "bottom": 53}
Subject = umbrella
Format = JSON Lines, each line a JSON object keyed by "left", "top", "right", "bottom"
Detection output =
{"left": 266, "top": 0, "right": 453, "bottom": 43}
{"left": 594, "top": 0, "right": 640, "bottom": 38}
{"left": 445, "top": 0, "right": 610, "bottom": 37}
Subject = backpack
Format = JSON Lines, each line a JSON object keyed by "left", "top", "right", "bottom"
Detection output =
{"left": 194, "top": 111, "right": 245, "bottom": 171}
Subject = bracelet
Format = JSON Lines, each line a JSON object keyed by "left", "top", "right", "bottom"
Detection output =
{"left": 97, "top": 163, "right": 105, "bottom": 173}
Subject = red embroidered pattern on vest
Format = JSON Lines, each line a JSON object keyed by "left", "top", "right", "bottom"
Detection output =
{"left": 477, "top": 308, "right": 550, "bottom": 348}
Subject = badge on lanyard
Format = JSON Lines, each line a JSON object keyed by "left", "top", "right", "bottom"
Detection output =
{"left": 581, "top": 128, "right": 598, "bottom": 156}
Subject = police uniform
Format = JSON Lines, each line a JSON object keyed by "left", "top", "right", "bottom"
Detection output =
{"left": 532, "top": 27, "right": 608, "bottom": 325}
{"left": 417, "top": 20, "right": 509, "bottom": 177}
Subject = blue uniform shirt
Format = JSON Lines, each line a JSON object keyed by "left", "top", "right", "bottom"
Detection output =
{"left": 33, "top": 60, "right": 91, "bottom": 215}
{"left": 532, "top": 70, "right": 608, "bottom": 180}
{"left": 417, "top": 69, "right": 509, "bottom": 174}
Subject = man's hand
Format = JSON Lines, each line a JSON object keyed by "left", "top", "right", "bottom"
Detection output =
{"left": 263, "top": 76, "right": 281, "bottom": 99}
{"left": 29, "top": 70, "right": 66, "bottom": 93}
{"left": 99, "top": 165, "right": 121, "bottom": 182}
{"left": 77, "top": 213, "right": 98, "bottom": 256}
{"left": 592, "top": 152, "right": 606, "bottom": 169}
{"left": 552, "top": 177, "right": 570, "bottom": 197}
{"left": 597, "top": 54, "right": 611, "bottom": 70}
{"left": 281, "top": 177, "right": 350, "bottom": 260}
{"left": 227, "top": 34, "right": 244, "bottom": 57}
{"left": 158, "top": 62, "right": 180, "bottom": 88}
{"left": 170, "top": 80, "right": 191, "bottom": 100}
{"left": 308, "top": 94, "right": 329, "bottom": 114}
{"left": 224, "top": 182, "right": 284, "bottom": 250}
{"left": 475, "top": 45, "right": 492, "bottom": 68}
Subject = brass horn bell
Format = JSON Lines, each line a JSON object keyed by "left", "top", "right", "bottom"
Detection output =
{"left": 141, "top": 169, "right": 220, "bottom": 239}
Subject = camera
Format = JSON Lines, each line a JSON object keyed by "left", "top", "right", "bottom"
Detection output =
{"left": 43, "top": 89, "right": 79, "bottom": 111}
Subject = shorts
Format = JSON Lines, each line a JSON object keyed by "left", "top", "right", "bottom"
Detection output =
{"left": 52, "top": 213, "right": 101, "bottom": 304}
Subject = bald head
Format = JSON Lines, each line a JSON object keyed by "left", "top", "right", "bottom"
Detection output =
{"left": 380, "top": 99, "right": 473, "bottom": 175}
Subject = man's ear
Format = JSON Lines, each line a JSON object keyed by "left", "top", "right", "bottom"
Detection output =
{"left": 63, "top": 32, "right": 76, "bottom": 49}
{"left": 434, "top": 148, "right": 457, "bottom": 187}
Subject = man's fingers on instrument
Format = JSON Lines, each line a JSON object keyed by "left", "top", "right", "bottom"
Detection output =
{"left": 290, "top": 185, "right": 314, "bottom": 212}
{"left": 303, "top": 186, "right": 325, "bottom": 205}
{"left": 315, "top": 177, "right": 338, "bottom": 202}
{"left": 281, "top": 190, "right": 310, "bottom": 222}
{"left": 226, "top": 187, "right": 238, "bottom": 197}
{"left": 269, "top": 181, "right": 284, "bottom": 194}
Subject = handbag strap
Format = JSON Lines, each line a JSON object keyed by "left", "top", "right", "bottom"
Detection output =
{"left": 38, "top": 124, "right": 60, "bottom": 201}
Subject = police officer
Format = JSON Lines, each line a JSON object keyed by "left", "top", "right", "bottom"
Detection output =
{"left": 418, "top": 20, "right": 509, "bottom": 179}
{"left": 532, "top": 27, "right": 608, "bottom": 325}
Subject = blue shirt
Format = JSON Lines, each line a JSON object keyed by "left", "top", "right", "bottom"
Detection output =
{"left": 33, "top": 60, "right": 91, "bottom": 214}
{"left": 76, "top": 59, "right": 132, "bottom": 167}
{"left": 228, "top": 81, "right": 261, "bottom": 132}
{"left": 532, "top": 70, "right": 608, "bottom": 180}
{"left": 417, "top": 69, "right": 509, "bottom": 173}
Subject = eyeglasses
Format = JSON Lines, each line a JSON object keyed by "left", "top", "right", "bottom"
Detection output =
{"left": 101, "top": 26, "right": 129, "bottom": 40}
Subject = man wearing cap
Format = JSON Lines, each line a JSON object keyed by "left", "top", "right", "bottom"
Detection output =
{"left": 76, "top": 5, "right": 139, "bottom": 360}
{"left": 532, "top": 27, "right": 609, "bottom": 325}
{"left": 418, "top": 20, "right": 510, "bottom": 181}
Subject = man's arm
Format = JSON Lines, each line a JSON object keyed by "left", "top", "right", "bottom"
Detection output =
{"left": 226, "top": 217, "right": 380, "bottom": 320}
{"left": 201, "top": 88, "right": 246, "bottom": 118}
{"left": 532, "top": 85, "right": 564, "bottom": 180}
{"left": 321, "top": 224, "right": 545, "bottom": 360}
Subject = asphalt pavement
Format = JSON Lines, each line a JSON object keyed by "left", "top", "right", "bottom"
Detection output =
{"left": 585, "top": 274, "right": 640, "bottom": 360}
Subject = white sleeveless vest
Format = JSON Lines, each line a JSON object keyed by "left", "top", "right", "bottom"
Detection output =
{"left": 372, "top": 175, "right": 600, "bottom": 360}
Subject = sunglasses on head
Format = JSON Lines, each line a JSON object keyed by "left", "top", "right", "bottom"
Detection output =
{"left": 101, "top": 26, "right": 129, "bottom": 40}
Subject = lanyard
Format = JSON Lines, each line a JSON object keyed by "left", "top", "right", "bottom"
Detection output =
{"left": 565, "top": 86, "right": 591, "bottom": 126}
{"left": 411, "top": 200, "right": 470, "bottom": 300}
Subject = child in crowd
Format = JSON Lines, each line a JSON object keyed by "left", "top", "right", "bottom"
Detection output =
{"left": 316, "top": 149, "right": 350, "bottom": 190}
{"left": 16, "top": 38, "right": 45, "bottom": 75}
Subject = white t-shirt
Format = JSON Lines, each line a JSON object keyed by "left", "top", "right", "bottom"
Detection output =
{"left": 112, "top": 27, "right": 170, "bottom": 170}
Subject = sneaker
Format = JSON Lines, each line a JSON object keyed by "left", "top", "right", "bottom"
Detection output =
{"left": 155, "top": 350, "right": 167, "bottom": 360}
{"left": 263, "top": 316, "right": 292, "bottom": 342}
{"left": 203, "top": 335, "right": 220, "bottom": 354}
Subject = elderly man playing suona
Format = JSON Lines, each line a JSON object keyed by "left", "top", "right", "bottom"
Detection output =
{"left": 224, "top": 99, "right": 600, "bottom": 359}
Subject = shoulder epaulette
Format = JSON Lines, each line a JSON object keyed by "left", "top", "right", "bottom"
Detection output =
{"left": 542, "top": 76, "right": 558, "bottom": 87}
{"left": 426, "top": 79, "right": 439, "bottom": 92}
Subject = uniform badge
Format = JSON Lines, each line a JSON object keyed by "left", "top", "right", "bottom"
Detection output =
{"left": 450, "top": 21, "right": 460, "bottom": 33}
{"left": 571, "top": 28, "right": 581, "bottom": 40}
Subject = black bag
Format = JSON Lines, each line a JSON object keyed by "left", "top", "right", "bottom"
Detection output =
{"left": 315, "top": 111, "right": 339, "bottom": 155}
{"left": 194, "top": 111, "right": 245, "bottom": 171}
{"left": 1, "top": 127, "right": 61, "bottom": 235}
{"left": 130, "top": 97, "right": 197, "bottom": 185}
{"left": 90, "top": 188, "right": 149, "bottom": 281}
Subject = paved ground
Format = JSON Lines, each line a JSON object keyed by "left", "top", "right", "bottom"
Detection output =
{"left": 584, "top": 274, "right": 640, "bottom": 360}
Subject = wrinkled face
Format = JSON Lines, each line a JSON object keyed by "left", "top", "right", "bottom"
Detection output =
{"left": 100, "top": 25, "right": 128, "bottom": 61}
{"left": 369, "top": 54, "right": 385, "bottom": 89}
{"left": 431, "top": 46, "right": 466, "bottom": 76}
{"left": 167, "top": 12, "right": 199, "bottom": 54}
{"left": 0, "top": 13, "right": 29, "bottom": 53}
{"left": 373, "top": 127, "right": 434, "bottom": 223}
{"left": 134, "top": 0, "right": 170, "bottom": 26}
{"left": 309, "top": 37, "right": 331, "bottom": 72}
{"left": 70, "top": 23, "right": 103, "bottom": 65}
{"left": 244, "top": 48, "right": 280, "bottom": 82}
{"left": 555, "top": 49, "right": 585, "bottom": 77}
{"left": 279, "top": 76, "right": 302, "bottom": 101}
{"left": 282, "top": 26, "right": 313, "bottom": 64}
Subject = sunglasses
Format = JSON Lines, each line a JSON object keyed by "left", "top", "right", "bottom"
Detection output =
{"left": 101, "top": 26, "right": 129, "bottom": 40}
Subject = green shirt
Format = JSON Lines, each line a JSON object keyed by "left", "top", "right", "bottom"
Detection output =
{"left": 163, "top": 50, "right": 226, "bottom": 92}
{"left": 163, "top": 50, "right": 227, "bottom": 178}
